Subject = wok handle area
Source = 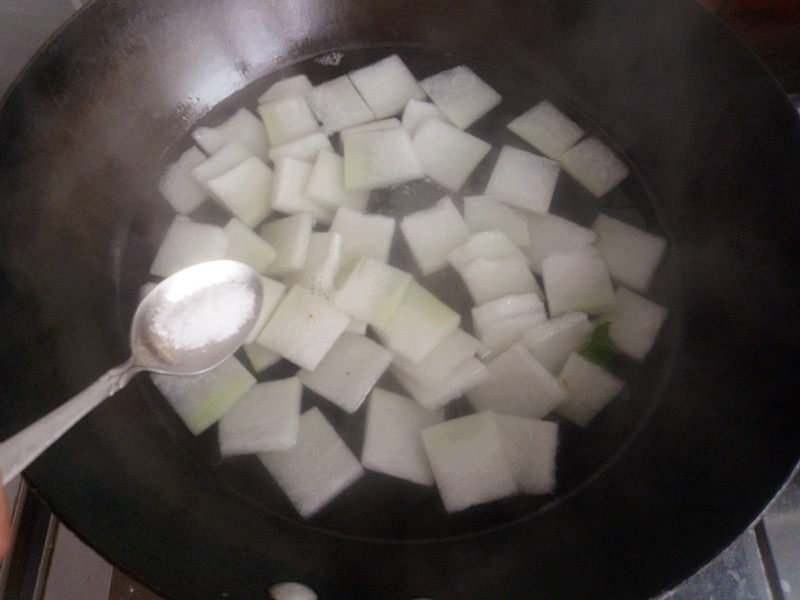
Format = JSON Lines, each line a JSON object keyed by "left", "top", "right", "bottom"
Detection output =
{"left": 0, "top": 357, "right": 141, "bottom": 486}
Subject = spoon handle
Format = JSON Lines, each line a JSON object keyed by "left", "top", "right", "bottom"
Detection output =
{"left": 0, "top": 358, "right": 141, "bottom": 486}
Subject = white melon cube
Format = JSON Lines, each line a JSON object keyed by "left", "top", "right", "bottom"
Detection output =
{"left": 206, "top": 156, "right": 272, "bottom": 227}
{"left": 456, "top": 255, "right": 542, "bottom": 305}
{"left": 447, "top": 230, "right": 530, "bottom": 268}
{"left": 191, "top": 108, "right": 271, "bottom": 161}
{"left": 392, "top": 357, "right": 490, "bottom": 410}
{"left": 305, "top": 76, "right": 375, "bottom": 133}
{"left": 485, "top": 145, "right": 560, "bottom": 214}
{"left": 257, "top": 285, "right": 349, "bottom": 370}
{"left": 223, "top": 218, "right": 277, "bottom": 273}
{"left": 151, "top": 356, "right": 255, "bottom": 435}
{"left": 474, "top": 312, "right": 548, "bottom": 358}
{"left": 292, "top": 232, "right": 342, "bottom": 294}
{"left": 268, "top": 582, "right": 318, "bottom": 600}
{"left": 542, "top": 251, "right": 617, "bottom": 317}
{"left": 492, "top": 413, "right": 558, "bottom": 494}
{"left": 332, "top": 257, "right": 412, "bottom": 328}
{"left": 419, "top": 65, "right": 502, "bottom": 130}
{"left": 158, "top": 146, "right": 208, "bottom": 214}
{"left": 149, "top": 216, "right": 228, "bottom": 277}
{"left": 521, "top": 312, "right": 593, "bottom": 373}
{"left": 218, "top": 377, "right": 301, "bottom": 456}
{"left": 329, "top": 206, "right": 396, "bottom": 265}
{"left": 391, "top": 328, "right": 484, "bottom": 387}
{"left": 191, "top": 141, "right": 252, "bottom": 186}
{"left": 607, "top": 287, "right": 668, "bottom": 361}
{"left": 527, "top": 212, "right": 597, "bottom": 274}
{"left": 361, "top": 388, "right": 443, "bottom": 485}
{"left": 243, "top": 342, "right": 282, "bottom": 372}
{"left": 467, "top": 344, "right": 566, "bottom": 418}
{"left": 349, "top": 54, "right": 427, "bottom": 119}
{"left": 244, "top": 275, "right": 287, "bottom": 344}
{"left": 559, "top": 137, "right": 629, "bottom": 197}
{"left": 345, "top": 318, "right": 368, "bottom": 335}
{"left": 259, "top": 213, "right": 314, "bottom": 277}
{"left": 257, "top": 95, "right": 320, "bottom": 146}
{"left": 339, "top": 118, "right": 401, "bottom": 143}
{"left": 412, "top": 119, "right": 491, "bottom": 192}
{"left": 400, "top": 197, "right": 470, "bottom": 275}
{"left": 257, "top": 74, "right": 313, "bottom": 104}
{"left": 593, "top": 214, "right": 667, "bottom": 292}
{"left": 259, "top": 407, "right": 363, "bottom": 518}
{"left": 421, "top": 412, "right": 517, "bottom": 512}
{"left": 557, "top": 353, "right": 624, "bottom": 426}
{"left": 304, "top": 150, "right": 369, "bottom": 211}
{"left": 401, "top": 99, "right": 447, "bottom": 134}
{"left": 267, "top": 132, "right": 335, "bottom": 163}
{"left": 472, "top": 293, "right": 545, "bottom": 328}
{"left": 507, "top": 100, "right": 584, "bottom": 159}
{"left": 463, "top": 196, "right": 530, "bottom": 248}
{"left": 270, "top": 157, "right": 330, "bottom": 220}
{"left": 377, "top": 281, "right": 460, "bottom": 363}
{"left": 298, "top": 333, "right": 392, "bottom": 413}
{"left": 342, "top": 128, "right": 424, "bottom": 191}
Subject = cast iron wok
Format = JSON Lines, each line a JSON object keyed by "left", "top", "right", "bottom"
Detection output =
{"left": 1, "top": 0, "right": 799, "bottom": 598}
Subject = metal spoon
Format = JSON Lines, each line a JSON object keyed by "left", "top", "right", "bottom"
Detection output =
{"left": 0, "top": 260, "right": 263, "bottom": 485}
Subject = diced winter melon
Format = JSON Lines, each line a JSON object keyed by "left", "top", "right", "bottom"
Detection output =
{"left": 267, "top": 132, "right": 335, "bottom": 163}
{"left": 298, "top": 333, "right": 392, "bottom": 413}
{"left": 329, "top": 206, "right": 396, "bottom": 265}
{"left": 521, "top": 312, "right": 593, "bottom": 373}
{"left": 257, "top": 96, "right": 320, "bottom": 146}
{"left": 557, "top": 353, "right": 624, "bottom": 426}
{"left": 257, "top": 74, "right": 313, "bottom": 104}
{"left": 392, "top": 357, "right": 490, "bottom": 411}
{"left": 243, "top": 342, "right": 282, "bottom": 372}
{"left": 402, "top": 99, "right": 447, "bottom": 135}
{"left": 270, "top": 157, "right": 330, "bottom": 220}
{"left": 191, "top": 108, "right": 271, "bottom": 161}
{"left": 191, "top": 141, "right": 252, "bottom": 187}
{"left": 506, "top": 100, "right": 584, "bottom": 159}
{"left": 268, "top": 582, "right": 318, "bottom": 600}
{"left": 593, "top": 214, "right": 667, "bottom": 292}
{"left": 542, "top": 251, "right": 617, "bottom": 317}
{"left": 332, "top": 257, "right": 412, "bottom": 328}
{"left": 472, "top": 293, "right": 546, "bottom": 328}
{"left": 304, "top": 150, "right": 369, "bottom": 211}
{"left": 391, "top": 328, "right": 484, "bottom": 387}
{"left": 342, "top": 128, "right": 424, "bottom": 191}
{"left": 345, "top": 318, "right": 368, "bottom": 335}
{"left": 421, "top": 412, "right": 518, "bottom": 512}
{"left": 305, "top": 76, "right": 375, "bottom": 133}
{"left": 467, "top": 344, "right": 566, "bottom": 418}
{"left": 218, "top": 377, "right": 301, "bottom": 456}
{"left": 492, "top": 413, "right": 558, "bottom": 494}
{"left": 361, "top": 388, "right": 443, "bottom": 485}
{"left": 474, "top": 312, "right": 548, "bottom": 358}
{"left": 259, "top": 407, "right": 363, "bottom": 518}
{"left": 349, "top": 54, "right": 427, "bottom": 119}
{"left": 526, "top": 212, "right": 597, "bottom": 274}
{"left": 485, "top": 145, "right": 560, "bottom": 214}
{"left": 463, "top": 196, "right": 530, "bottom": 248}
{"left": 559, "top": 137, "right": 629, "bottom": 197}
{"left": 455, "top": 255, "right": 542, "bottom": 305}
{"left": 419, "top": 65, "right": 502, "bottom": 130}
{"left": 606, "top": 287, "right": 668, "bottom": 361}
{"left": 339, "top": 118, "right": 401, "bottom": 143}
{"left": 158, "top": 146, "right": 208, "bottom": 214}
{"left": 223, "top": 218, "right": 277, "bottom": 273}
{"left": 151, "top": 356, "right": 255, "bottom": 435}
{"left": 411, "top": 119, "right": 491, "bottom": 192}
{"left": 244, "top": 275, "right": 287, "bottom": 344}
{"left": 400, "top": 197, "right": 470, "bottom": 275}
{"left": 377, "top": 281, "right": 460, "bottom": 363}
{"left": 259, "top": 213, "right": 314, "bottom": 277}
{"left": 291, "top": 232, "right": 342, "bottom": 294}
{"left": 447, "top": 230, "right": 530, "bottom": 269}
{"left": 256, "top": 285, "right": 349, "bottom": 371}
{"left": 206, "top": 156, "right": 272, "bottom": 227}
{"left": 149, "top": 216, "right": 228, "bottom": 278}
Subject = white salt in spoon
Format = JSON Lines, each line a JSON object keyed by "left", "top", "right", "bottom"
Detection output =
{"left": 0, "top": 260, "right": 263, "bottom": 485}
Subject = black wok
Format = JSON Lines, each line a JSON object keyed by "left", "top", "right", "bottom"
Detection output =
{"left": 1, "top": 0, "right": 799, "bottom": 599}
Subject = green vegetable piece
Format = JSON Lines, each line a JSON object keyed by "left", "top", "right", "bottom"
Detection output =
{"left": 578, "top": 321, "right": 619, "bottom": 367}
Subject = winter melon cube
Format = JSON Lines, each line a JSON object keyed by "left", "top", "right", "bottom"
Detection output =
{"left": 421, "top": 412, "right": 517, "bottom": 512}
{"left": 298, "top": 333, "right": 392, "bottom": 413}
{"left": 419, "top": 65, "right": 502, "bottom": 130}
{"left": 244, "top": 275, "right": 286, "bottom": 344}
{"left": 257, "top": 95, "right": 320, "bottom": 146}
{"left": 257, "top": 285, "right": 349, "bottom": 371}
{"left": 392, "top": 357, "right": 490, "bottom": 411}
{"left": 257, "top": 74, "right": 313, "bottom": 104}
{"left": 463, "top": 196, "right": 530, "bottom": 248}
{"left": 349, "top": 55, "right": 427, "bottom": 119}
{"left": 158, "top": 146, "right": 208, "bottom": 214}
{"left": 455, "top": 255, "right": 542, "bottom": 305}
{"left": 593, "top": 214, "right": 667, "bottom": 292}
{"left": 527, "top": 212, "right": 597, "bottom": 274}
{"left": 206, "top": 156, "right": 272, "bottom": 227}
{"left": 191, "top": 141, "right": 252, "bottom": 187}
{"left": 361, "top": 388, "right": 443, "bottom": 485}
{"left": 332, "top": 257, "right": 412, "bottom": 328}
{"left": 447, "top": 230, "right": 530, "bottom": 269}
{"left": 559, "top": 137, "right": 629, "bottom": 197}
{"left": 391, "top": 328, "right": 484, "bottom": 387}
{"left": 492, "top": 413, "right": 558, "bottom": 494}
{"left": 400, "top": 197, "right": 470, "bottom": 275}
{"left": 606, "top": 287, "right": 668, "bottom": 361}
{"left": 401, "top": 99, "right": 447, "bottom": 135}
{"left": 472, "top": 293, "right": 546, "bottom": 328}
{"left": 151, "top": 356, "right": 255, "bottom": 435}
{"left": 507, "top": 100, "right": 584, "bottom": 159}
{"left": 521, "top": 312, "right": 593, "bottom": 373}
{"left": 218, "top": 377, "right": 301, "bottom": 456}
{"left": 259, "top": 213, "right": 314, "bottom": 277}
{"left": 542, "top": 251, "right": 617, "bottom": 317}
{"left": 339, "top": 118, "right": 401, "bottom": 143}
{"left": 411, "top": 119, "right": 491, "bottom": 192}
{"left": 485, "top": 145, "right": 560, "bottom": 214}
{"left": 223, "top": 218, "right": 277, "bottom": 273}
{"left": 305, "top": 76, "right": 375, "bottom": 133}
{"left": 259, "top": 407, "right": 363, "bottom": 518}
{"left": 329, "top": 207, "right": 396, "bottom": 265}
{"left": 474, "top": 312, "right": 548, "bottom": 358}
{"left": 557, "top": 353, "right": 624, "bottom": 426}
{"left": 345, "top": 318, "right": 368, "bottom": 335}
{"left": 270, "top": 157, "right": 330, "bottom": 221}
{"left": 243, "top": 343, "right": 282, "bottom": 372}
{"left": 149, "top": 216, "right": 228, "bottom": 278}
{"left": 191, "top": 108, "right": 270, "bottom": 161}
{"left": 290, "top": 232, "right": 342, "bottom": 295}
{"left": 304, "top": 150, "right": 369, "bottom": 212}
{"left": 267, "top": 132, "right": 335, "bottom": 163}
{"left": 342, "top": 128, "right": 424, "bottom": 191}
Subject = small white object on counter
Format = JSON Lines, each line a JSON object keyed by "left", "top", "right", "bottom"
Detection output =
{"left": 259, "top": 213, "right": 314, "bottom": 277}
{"left": 348, "top": 54, "right": 426, "bottom": 119}
{"left": 400, "top": 197, "right": 471, "bottom": 275}
{"left": 305, "top": 75, "right": 375, "bottom": 133}
{"left": 557, "top": 353, "right": 624, "bottom": 426}
{"left": 257, "top": 95, "right": 320, "bottom": 147}
{"left": 463, "top": 196, "right": 530, "bottom": 248}
{"left": 258, "top": 74, "right": 313, "bottom": 104}
{"left": 191, "top": 108, "right": 270, "bottom": 161}
{"left": 506, "top": 100, "right": 583, "bottom": 159}
{"left": 521, "top": 312, "right": 594, "bottom": 374}
{"left": 401, "top": 99, "right": 447, "bottom": 134}
{"left": 492, "top": 413, "right": 558, "bottom": 494}
{"left": 392, "top": 357, "right": 490, "bottom": 411}
{"left": 484, "top": 145, "right": 560, "bottom": 214}
{"left": 542, "top": 250, "right": 617, "bottom": 317}
{"left": 149, "top": 216, "right": 228, "bottom": 278}
{"left": 419, "top": 65, "right": 502, "bottom": 129}
{"left": 606, "top": 287, "right": 668, "bottom": 361}
{"left": 558, "top": 137, "right": 629, "bottom": 197}
{"left": 223, "top": 218, "right": 277, "bottom": 274}
{"left": 329, "top": 206, "right": 396, "bottom": 265}
{"left": 526, "top": 212, "right": 597, "bottom": 274}
{"left": 342, "top": 127, "right": 424, "bottom": 191}
{"left": 158, "top": 146, "right": 208, "bottom": 214}
{"left": 305, "top": 150, "right": 369, "bottom": 212}
{"left": 332, "top": 257, "right": 412, "bottom": 328}
{"left": 267, "top": 132, "right": 335, "bottom": 163}
{"left": 411, "top": 119, "right": 491, "bottom": 192}
{"left": 593, "top": 214, "right": 667, "bottom": 292}
{"left": 206, "top": 156, "right": 272, "bottom": 228}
